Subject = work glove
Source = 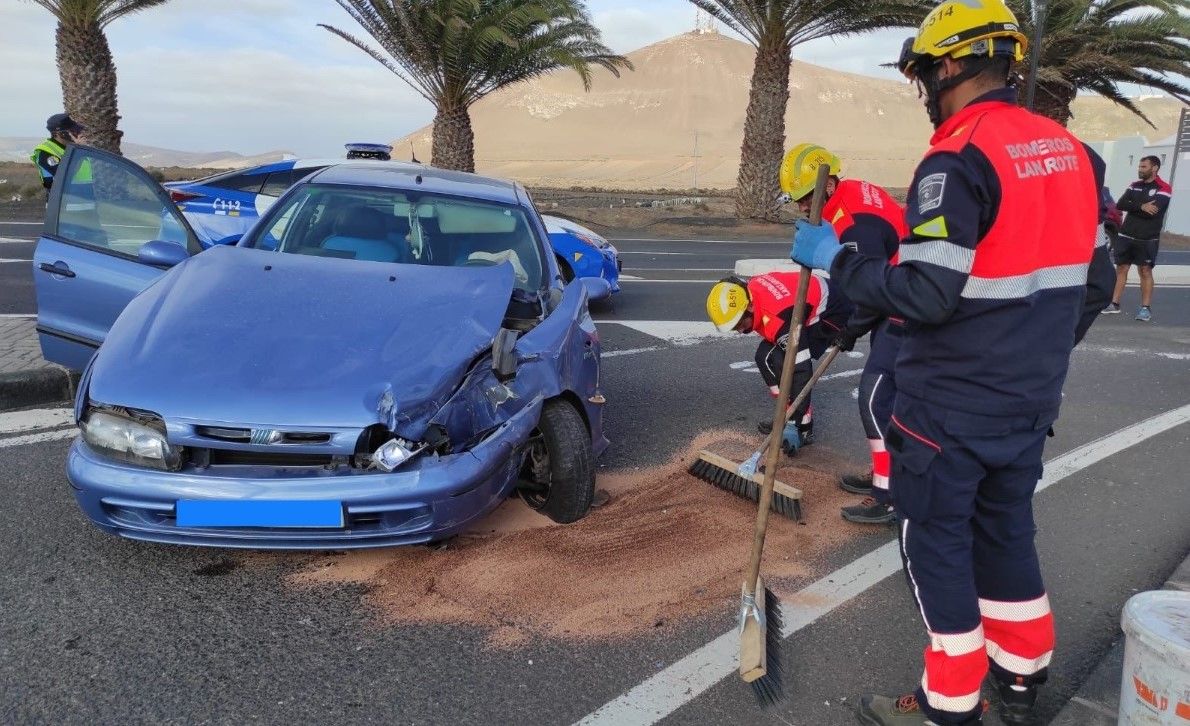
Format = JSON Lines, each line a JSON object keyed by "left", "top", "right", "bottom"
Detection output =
{"left": 790, "top": 219, "right": 843, "bottom": 271}
{"left": 832, "top": 323, "right": 872, "bottom": 353}
{"left": 780, "top": 421, "right": 802, "bottom": 457}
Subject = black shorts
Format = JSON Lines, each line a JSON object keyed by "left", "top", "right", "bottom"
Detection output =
{"left": 1114, "top": 235, "right": 1159, "bottom": 268}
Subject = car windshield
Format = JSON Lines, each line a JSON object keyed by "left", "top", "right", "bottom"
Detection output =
{"left": 245, "top": 184, "right": 545, "bottom": 291}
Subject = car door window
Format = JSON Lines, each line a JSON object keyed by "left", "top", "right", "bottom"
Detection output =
{"left": 209, "top": 171, "right": 266, "bottom": 195}
{"left": 55, "top": 150, "right": 199, "bottom": 258}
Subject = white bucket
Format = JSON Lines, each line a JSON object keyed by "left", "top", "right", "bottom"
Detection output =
{"left": 1118, "top": 589, "right": 1190, "bottom": 725}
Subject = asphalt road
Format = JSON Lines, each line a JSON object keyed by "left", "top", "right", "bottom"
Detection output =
{"left": 1, "top": 228, "right": 1188, "bottom": 725}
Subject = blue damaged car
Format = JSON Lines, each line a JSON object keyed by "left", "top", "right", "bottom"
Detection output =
{"left": 33, "top": 146, "right": 611, "bottom": 549}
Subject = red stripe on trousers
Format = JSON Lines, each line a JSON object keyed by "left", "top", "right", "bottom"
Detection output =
{"left": 923, "top": 645, "right": 988, "bottom": 700}
{"left": 983, "top": 613, "right": 1055, "bottom": 663}
{"left": 871, "top": 447, "right": 890, "bottom": 477}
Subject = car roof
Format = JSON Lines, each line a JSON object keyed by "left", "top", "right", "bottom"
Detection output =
{"left": 307, "top": 162, "right": 522, "bottom": 205}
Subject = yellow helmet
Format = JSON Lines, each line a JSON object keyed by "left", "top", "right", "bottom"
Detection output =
{"left": 707, "top": 278, "right": 750, "bottom": 333}
{"left": 780, "top": 144, "right": 841, "bottom": 202}
{"left": 898, "top": 0, "right": 1028, "bottom": 80}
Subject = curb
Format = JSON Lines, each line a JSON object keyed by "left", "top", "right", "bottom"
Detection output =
{"left": 734, "top": 258, "right": 800, "bottom": 277}
{"left": 1049, "top": 550, "right": 1190, "bottom": 725}
{"left": 0, "top": 366, "right": 80, "bottom": 411}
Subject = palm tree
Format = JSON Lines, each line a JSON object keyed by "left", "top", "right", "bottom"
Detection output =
{"left": 690, "top": 0, "right": 930, "bottom": 220}
{"left": 321, "top": 0, "right": 631, "bottom": 173}
{"left": 1013, "top": 0, "right": 1190, "bottom": 127}
{"left": 27, "top": 0, "right": 170, "bottom": 154}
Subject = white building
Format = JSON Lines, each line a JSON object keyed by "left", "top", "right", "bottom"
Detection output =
{"left": 1091, "top": 132, "right": 1190, "bottom": 235}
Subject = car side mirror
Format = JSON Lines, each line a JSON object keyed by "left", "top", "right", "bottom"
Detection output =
{"left": 138, "top": 240, "right": 189, "bottom": 268}
{"left": 491, "top": 328, "right": 518, "bottom": 381}
{"left": 214, "top": 233, "right": 243, "bottom": 246}
{"left": 580, "top": 277, "right": 612, "bottom": 302}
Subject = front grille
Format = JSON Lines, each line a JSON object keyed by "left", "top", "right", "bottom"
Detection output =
{"left": 195, "top": 426, "right": 333, "bottom": 446}
{"left": 203, "top": 449, "right": 335, "bottom": 467}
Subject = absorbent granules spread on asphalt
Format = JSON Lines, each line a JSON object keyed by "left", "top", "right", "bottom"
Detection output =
{"left": 280, "top": 430, "right": 868, "bottom": 648}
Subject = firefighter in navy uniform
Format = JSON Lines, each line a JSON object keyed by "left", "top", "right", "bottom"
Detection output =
{"left": 779, "top": 143, "right": 909, "bottom": 525}
{"left": 31, "top": 114, "right": 85, "bottom": 189}
{"left": 790, "top": 1, "right": 1109, "bottom": 723}
{"left": 706, "top": 271, "right": 852, "bottom": 453}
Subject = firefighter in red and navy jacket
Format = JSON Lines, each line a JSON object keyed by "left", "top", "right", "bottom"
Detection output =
{"left": 791, "top": 2, "right": 1110, "bottom": 724}
{"left": 706, "top": 271, "right": 851, "bottom": 453}
{"left": 779, "top": 143, "right": 909, "bottom": 526}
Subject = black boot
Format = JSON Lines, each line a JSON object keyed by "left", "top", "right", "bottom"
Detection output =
{"left": 839, "top": 471, "right": 874, "bottom": 495}
{"left": 996, "top": 679, "right": 1039, "bottom": 725}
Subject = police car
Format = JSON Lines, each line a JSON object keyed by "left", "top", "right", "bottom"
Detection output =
{"left": 164, "top": 144, "right": 395, "bottom": 246}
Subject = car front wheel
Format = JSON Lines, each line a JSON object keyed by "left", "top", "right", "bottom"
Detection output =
{"left": 519, "top": 399, "right": 594, "bottom": 524}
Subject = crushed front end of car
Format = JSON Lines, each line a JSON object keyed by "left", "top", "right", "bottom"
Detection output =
{"left": 66, "top": 247, "right": 607, "bottom": 549}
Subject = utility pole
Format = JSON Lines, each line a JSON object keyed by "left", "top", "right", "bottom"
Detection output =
{"left": 1025, "top": 0, "right": 1046, "bottom": 110}
{"left": 693, "top": 130, "right": 700, "bottom": 189}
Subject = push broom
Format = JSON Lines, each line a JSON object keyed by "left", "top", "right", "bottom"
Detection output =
{"left": 689, "top": 164, "right": 841, "bottom": 523}
{"left": 735, "top": 163, "right": 830, "bottom": 707}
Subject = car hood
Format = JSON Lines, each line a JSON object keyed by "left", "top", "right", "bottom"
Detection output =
{"left": 87, "top": 246, "right": 516, "bottom": 433}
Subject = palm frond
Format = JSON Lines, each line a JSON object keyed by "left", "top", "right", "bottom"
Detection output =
{"left": 25, "top": 0, "right": 171, "bottom": 28}
{"left": 1010, "top": 0, "right": 1190, "bottom": 122}
{"left": 322, "top": 0, "right": 630, "bottom": 111}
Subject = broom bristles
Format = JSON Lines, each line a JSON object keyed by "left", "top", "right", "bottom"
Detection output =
{"left": 750, "top": 587, "right": 785, "bottom": 708}
{"left": 689, "top": 458, "right": 803, "bottom": 521}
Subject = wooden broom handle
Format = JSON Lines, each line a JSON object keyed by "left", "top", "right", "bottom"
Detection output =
{"left": 745, "top": 163, "right": 831, "bottom": 593}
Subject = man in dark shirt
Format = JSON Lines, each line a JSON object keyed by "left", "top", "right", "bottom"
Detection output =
{"left": 1103, "top": 155, "right": 1171, "bottom": 321}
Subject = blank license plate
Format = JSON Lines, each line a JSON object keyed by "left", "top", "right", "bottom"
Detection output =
{"left": 176, "top": 500, "right": 344, "bottom": 528}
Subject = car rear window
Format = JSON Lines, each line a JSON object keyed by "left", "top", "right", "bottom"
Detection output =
{"left": 207, "top": 172, "right": 266, "bottom": 195}
{"left": 245, "top": 184, "right": 546, "bottom": 291}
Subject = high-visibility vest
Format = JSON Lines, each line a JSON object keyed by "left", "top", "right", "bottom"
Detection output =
{"left": 30, "top": 139, "right": 93, "bottom": 183}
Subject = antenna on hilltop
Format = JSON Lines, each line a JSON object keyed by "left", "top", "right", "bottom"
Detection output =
{"left": 694, "top": 9, "right": 718, "bottom": 34}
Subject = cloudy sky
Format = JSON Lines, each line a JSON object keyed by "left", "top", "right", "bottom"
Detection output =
{"left": 1, "top": 1, "right": 911, "bottom": 157}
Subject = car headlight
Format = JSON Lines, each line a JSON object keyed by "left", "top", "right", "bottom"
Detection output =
{"left": 573, "top": 231, "right": 610, "bottom": 251}
{"left": 81, "top": 409, "right": 183, "bottom": 471}
{"left": 371, "top": 438, "right": 427, "bottom": 472}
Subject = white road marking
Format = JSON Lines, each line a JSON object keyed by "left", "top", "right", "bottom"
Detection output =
{"left": 1082, "top": 345, "right": 1190, "bottom": 361}
{"left": 602, "top": 346, "right": 666, "bottom": 358}
{"left": 619, "top": 279, "right": 720, "bottom": 284}
{"left": 820, "top": 368, "right": 863, "bottom": 382}
{"left": 619, "top": 251, "right": 750, "bottom": 256}
{"left": 0, "top": 237, "right": 35, "bottom": 244}
{"left": 612, "top": 238, "right": 789, "bottom": 245}
{"left": 0, "top": 258, "right": 31, "bottom": 263}
{"left": 575, "top": 403, "right": 1190, "bottom": 726}
{"left": 614, "top": 321, "right": 734, "bottom": 345}
{"left": 0, "top": 407, "right": 74, "bottom": 435}
{"left": 0, "top": 313, "right": 36, "bottom": 318}
{"left": 0, "top": 221, "right": 42, "bottom": 225}
{"left": 729, "top": 360, "right": 863, "bottom": 382}
{"left": 0, "top": 428, "right": 77, "bottom": 449}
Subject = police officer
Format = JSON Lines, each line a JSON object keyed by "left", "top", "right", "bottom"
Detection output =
{"left": 790, "top": 1, "right": 1106, "bottom": 723}
{"left": 780, "top": 143, "right": 908, "bottom": 525}
{"left": 31, "top": 114, "right": 85, "bottom": 189}
{"left": 706, "top": 271, "right": 851, "bottom": 453}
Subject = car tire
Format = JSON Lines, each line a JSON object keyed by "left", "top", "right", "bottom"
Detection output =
{"left": 521, "top": 399, "right": 594, "bottom": 524}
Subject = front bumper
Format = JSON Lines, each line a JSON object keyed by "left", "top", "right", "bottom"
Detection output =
{"left": 66, "top": 400, "right": 541, "bottom": 549}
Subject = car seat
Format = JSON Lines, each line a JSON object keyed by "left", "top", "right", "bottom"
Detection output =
{"left": 321, "top": 206, "right": 403, "bottom": 263}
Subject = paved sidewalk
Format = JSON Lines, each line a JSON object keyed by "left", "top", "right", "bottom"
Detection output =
{"left": 0, "top": 317, "right": 50, "bottom": 375}
{"left": 1050, "top": 553, "right": 1190, "bottom": 725}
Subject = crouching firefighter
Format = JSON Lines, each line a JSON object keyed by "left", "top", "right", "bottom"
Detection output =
{"left": 789, "top": 0, "right": 1103, "bottom": 723}
{"left": 706, "top": 271, "right": 851, "bottom": 454}
{"left": 780, "top": 143, "right": 909, "bottom": 525}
